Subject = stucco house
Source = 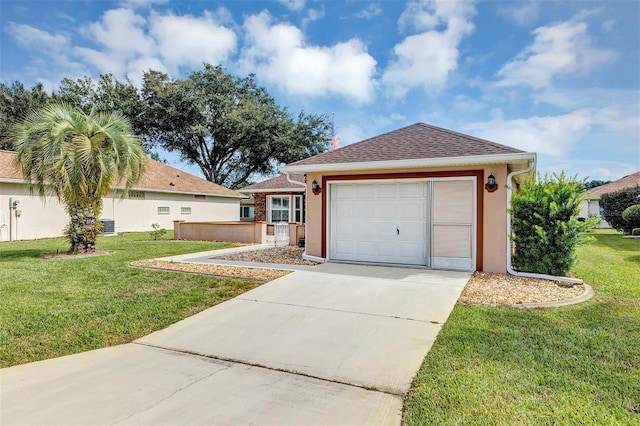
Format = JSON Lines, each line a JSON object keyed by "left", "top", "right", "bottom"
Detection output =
{"left": 280, "top": 123, "right": 536, "bottom": 273}
{"left": 579, "top": 171, "right": 640, "bottom": 228}
{"left": 0, "top": 150, "right": 244, "bottom": 241}
{"left": 240, "top": 174, "right": 306, "bottom": 224}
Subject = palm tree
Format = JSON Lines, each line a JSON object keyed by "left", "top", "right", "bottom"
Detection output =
{"left": 13, "top": 104, "right": 146, "bottom": 253}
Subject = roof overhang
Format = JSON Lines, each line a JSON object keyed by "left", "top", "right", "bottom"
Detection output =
{"left": 280, "top": 152, "right": 537, "bottom": 174}
{"left": 0, "top": 178, "right": 245, "bottom": 199}
{"left": 240, "top": 187, "right": 305, "bottom": 194}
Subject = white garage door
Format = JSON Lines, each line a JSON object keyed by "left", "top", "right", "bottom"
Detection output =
{"left": 329, "top": 179, "right": 475, "bottom": 270}
{"left": 330, "top": 181, "right": 428, "bottom": 265}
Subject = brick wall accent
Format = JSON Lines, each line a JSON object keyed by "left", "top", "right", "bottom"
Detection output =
{"left": 254, "top": 193, "right": 267, "bottom": 222}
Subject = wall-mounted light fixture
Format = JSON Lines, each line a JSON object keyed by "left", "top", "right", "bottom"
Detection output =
{"left": 311, "top": 180, "right": 321, "bottom": 195}
{"left": 485, "top": 174, "right": 498, "bottom": 192}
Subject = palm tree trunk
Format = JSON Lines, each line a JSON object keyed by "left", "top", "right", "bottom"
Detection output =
{"left": 66, "top": 199, "right": 103, "bottom": 254}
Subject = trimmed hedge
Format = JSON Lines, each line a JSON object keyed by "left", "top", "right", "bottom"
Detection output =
{"left": 601, "top": 187, "right": 640, "bottom": 233}
{"left": 622, "top": 204, "right": 640, "bottom": 231}
{"left": 511, "top": 172, "right": 598, "bottom": 276}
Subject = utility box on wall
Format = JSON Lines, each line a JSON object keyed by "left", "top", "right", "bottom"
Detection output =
{"left": 100, "top": 219, "right": 115, "bottom": 234}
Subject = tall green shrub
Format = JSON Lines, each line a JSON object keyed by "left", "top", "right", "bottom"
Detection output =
{"left": 622, "top": 204, "right": 640, "bottom": 230}
{"left": 601, "top": 188, "right": 640, "bottom": 233}
{"left": 510, "top": 172, "right": 598, "bottom": 276}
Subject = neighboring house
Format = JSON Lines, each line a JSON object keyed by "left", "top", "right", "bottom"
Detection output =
{"left": 579, "top": 171, "right": 640, "bottom": 228}
{"left": 0, "top": 150, "right": 244, "bottom": 241}
{"left": 240, "top": 174, "right": 306, "bottom": 224}
{"left": 280, "top": 122, "right": 536, "bottom": 273}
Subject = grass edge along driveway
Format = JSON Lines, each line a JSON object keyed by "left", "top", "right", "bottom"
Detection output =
{"left": 402, "top": 229, "right": 640, "bottom": 425}
{"left": 0, "top": 233, "right": 261, "bottom": 368}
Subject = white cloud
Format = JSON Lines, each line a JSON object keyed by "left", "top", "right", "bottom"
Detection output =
{"left": 276, "top": 0, "right": 306, "bottom": 11}
{"left": 498, "top": 1, "right": 540, "bottom": 27}
{"left": 71, "top": 8, "right": 236, "bottom": 82}
{"left": 496, "top": 18, "right": 617, "bottom": 89}
{"left": 5, "top": 22, "right": 69, "bottom": 50}
{"left": 149, "top": 11, "right": 236, "bottom": 71}
{"left": 382, "top": 0, "right": 476, "bottom": 97}
{"left": 301, "top": 6, "right": 324, "bottom": 28}
{"left": 463, "top": 109, "right": 595, "bottom": 156}
{"left": 355, "top": 3, "right": 382, "bottom": 20}
{"left": 239, "top": 11, "right": 377, "bottom": 103}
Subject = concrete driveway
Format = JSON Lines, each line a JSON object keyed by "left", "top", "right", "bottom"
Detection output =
{"left": 1, "top": 262, "right": 470, "bottom": 425}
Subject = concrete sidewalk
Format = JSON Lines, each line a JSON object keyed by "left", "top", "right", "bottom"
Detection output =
{"left": 1, "top": 262, "right": 470, "bottom": 425}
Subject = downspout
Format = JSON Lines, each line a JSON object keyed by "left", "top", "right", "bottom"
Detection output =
{"left": 506, "top": 156, "right": 583, "bottom": 284}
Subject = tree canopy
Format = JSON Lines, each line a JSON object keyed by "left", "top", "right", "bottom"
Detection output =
{"left": 2, "top": 65, "right": 331, "bottom": 189}
{"left": 0, "top": 82, "right": 51, "bottom": 150}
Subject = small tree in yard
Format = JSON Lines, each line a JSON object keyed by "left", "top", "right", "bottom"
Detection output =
{"left": 510, "top": 172, "right": 599, "bottom": 276}
{"left": 601, "top": 187, "right": 640, "bottom": 233}
{"left": 13, "top": 104, "right": 146, "bottom": 254}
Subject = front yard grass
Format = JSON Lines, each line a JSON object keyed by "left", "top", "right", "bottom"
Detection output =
{"left": 403, "top": 229, "right": 640, "bottom": 425}
{"left": 0, "top": 233, "right": 260, "bottom": 368}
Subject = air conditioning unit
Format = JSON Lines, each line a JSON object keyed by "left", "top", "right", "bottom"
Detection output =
{"left": 100, "top": 219, "right": 115, "bottom": 234}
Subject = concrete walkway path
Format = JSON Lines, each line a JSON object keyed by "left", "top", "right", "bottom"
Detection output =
{"left": 1, "top": 261, "right": 470, "bottom": 425}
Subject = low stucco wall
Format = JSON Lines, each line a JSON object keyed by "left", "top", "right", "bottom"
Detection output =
{"left": 173, "top": 220, "right": 267, "bottom": 244}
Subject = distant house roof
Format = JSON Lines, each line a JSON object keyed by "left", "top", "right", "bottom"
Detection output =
{"left": 586, "top": 172, "right": 640, "bottom": 200}
{"left": 241, "top": 174, "right": 305, "bottom": 193}
{"left": 0, "top": 150, "right": 244, "bottom": 198}
{"left": 282, "top": 123, "right": 534, "bottom": 173}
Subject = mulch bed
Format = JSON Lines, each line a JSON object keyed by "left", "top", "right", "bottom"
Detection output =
{"left": 131, "top": 259, "right": 291, "bottom": 282}
{"left": 213, "top": 246, "right": 319, "bottom": 265}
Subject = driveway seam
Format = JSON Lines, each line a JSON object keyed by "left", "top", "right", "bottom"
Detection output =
{"left": 134, "top": 341, "right": 405, "bottom": 397}
{"left": 235, "top": 297, "right": 444, "bottom": 324}
{"left": 111, "top": 361, "right": 231, "bottom": 425}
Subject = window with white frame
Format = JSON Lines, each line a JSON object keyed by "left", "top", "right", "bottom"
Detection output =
{"left": 294, "top": 195, "right": 303, "bottom": 223}
{"left": 181, "top": 207, "right": 191, "bottom": 215}
{"left": 240, "top": 205, "right": 254, "bottom": 219}
{"left": 129, "top": 190, "right": 145, "bottom": 199}
{"left": 157, "top": 206, "right": 170, "bottom": 215}
{"left": 269, "top": 196, "right": 289, "bottom": 223}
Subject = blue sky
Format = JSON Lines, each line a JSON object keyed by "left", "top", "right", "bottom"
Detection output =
{"left": 1, "top": 0, "right": 638, "bottom": 181}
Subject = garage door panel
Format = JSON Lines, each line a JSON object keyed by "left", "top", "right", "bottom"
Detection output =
{"left": 330, "top": 179, "right": 474, "bottom": 270}
{"left": 399, "top": 182, "right": 424, "bottom": 198}
{"left": 433, "top": 225, "right": 471, "bottom": 258}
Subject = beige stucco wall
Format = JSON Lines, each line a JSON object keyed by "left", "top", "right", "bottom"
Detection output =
{"left": 0, "top": 182, "right": 240, "bottom": 241}
{"left": 174, "top": 221, "right": 266, "bottom": 244}
{"left": 303, "top": 163, "right": 527, "bottom": 273}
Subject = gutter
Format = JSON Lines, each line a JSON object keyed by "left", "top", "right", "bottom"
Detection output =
{"left": 281, "top": 152, "right": 535, "bottom": 174}
{"left": 506, "top": 155, "right": 583, "bottom": 285}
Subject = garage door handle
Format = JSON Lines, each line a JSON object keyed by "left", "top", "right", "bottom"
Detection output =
{"left": 396, "top": 226, "right": 400, "bottom": 235}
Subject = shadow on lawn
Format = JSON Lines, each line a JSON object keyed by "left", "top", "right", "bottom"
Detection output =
{"left": 0, "top": 249, "right": 45, "bottom": 262}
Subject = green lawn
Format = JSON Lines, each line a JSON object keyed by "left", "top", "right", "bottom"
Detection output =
{"left": 403, "top": 229, "right": 640, "bottom": 425}
{"left": 0, "top": 233, "right": 260, "bottom": 368}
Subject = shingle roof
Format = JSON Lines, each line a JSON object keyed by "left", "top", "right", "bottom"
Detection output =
{"left": 241, "top": 174, "right": 305, "bottom": 192}
{"left": 0, "top": 150, "right": 243, "bottom": 198}
{"left": 586, "top": 172, "right": 640, "bottom": 200}
{"left": 286, "top": 122, "right": 526, "bottom": 167}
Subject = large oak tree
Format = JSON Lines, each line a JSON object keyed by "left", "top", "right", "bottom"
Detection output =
{"left": 139, "top": 64, "right": 330, "bottom": 188}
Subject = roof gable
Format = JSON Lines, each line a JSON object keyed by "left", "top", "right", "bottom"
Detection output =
{"left": 0, "top": 150, "right": 243, "bottom": 198}
{"left": 241, "top": 174, "right": 305, "bottom": 193}
{"left": 286, "top": 123, "right": 526, "bottom": 167}
{"left": 586, "top": 172, "right": 640, "bottom": 199}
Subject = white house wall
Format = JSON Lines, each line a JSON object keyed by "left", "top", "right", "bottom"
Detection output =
{"left": 0, "top": 183, "right": 240, "bottom": 241}
{"left": 103, "top": 191, "right": 240, "bottom": 233}
{"left": 0, "top": 182, "right": 69, "bottom": 241}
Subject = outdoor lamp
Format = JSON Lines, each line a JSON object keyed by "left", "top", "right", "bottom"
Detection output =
{"left": 485, "top": 174, "right": 498, "bottom": 192}
{"left": 312, "top": 180, "right": 321, "bottom": 195}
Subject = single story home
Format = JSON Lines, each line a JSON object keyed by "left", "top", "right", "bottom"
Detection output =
{"left": 579, "top": 171, "right": 640, "bottom": 228}
{"left": 0, "top": 150, "right": 244, "bottom": 241}
{"left": 280, "top": 122, "right": 536, "bottom": 273}
{"left": 240, "top": 174, "right": 306, "bottom": 224}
